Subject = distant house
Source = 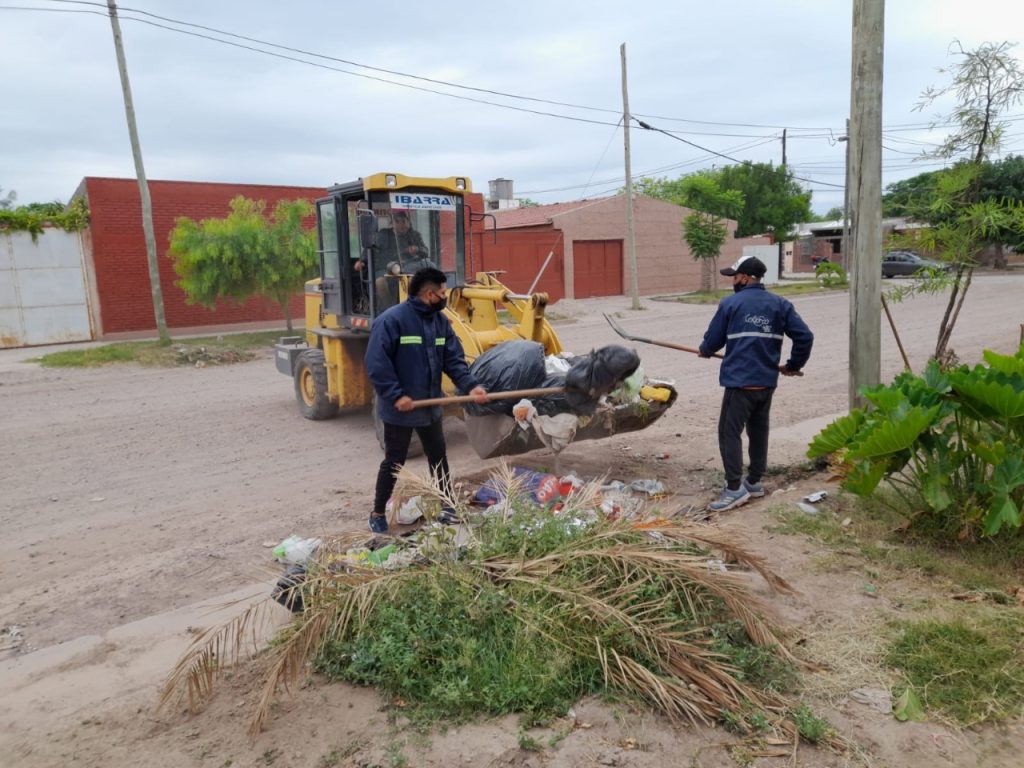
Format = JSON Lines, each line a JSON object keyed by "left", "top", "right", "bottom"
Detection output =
{"left": 479, "top": 194, "right": 772, "bottom": 300}
{"left": 787, "top": 217, "right": 927, "bottom": 273}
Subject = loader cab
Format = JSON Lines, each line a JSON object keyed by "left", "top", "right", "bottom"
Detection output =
{"left": 315, "top": 173, "right": 469, "bottom": 329}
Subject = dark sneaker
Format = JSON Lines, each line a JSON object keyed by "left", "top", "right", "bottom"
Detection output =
{"left": 742, "top": 478, "right": 766, "bottom": 498}
{"left": 707, "top": 486, "right": 751, "bottom": 512}
{"left": 368, "top": 514, "right": 389, "bottom": 534}
{"left": 437, "top": 507, "right": 461, "bottom": 525}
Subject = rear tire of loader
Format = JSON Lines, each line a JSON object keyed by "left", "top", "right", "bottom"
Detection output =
{"left": 294, "top": 349, "right": 339, "bottom": 420}
{"left": 372, "top": 393, "right": 423, "bottom": 458}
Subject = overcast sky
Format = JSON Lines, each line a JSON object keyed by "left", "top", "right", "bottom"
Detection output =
{"left": 2, "top": 0, "right": 1022, "bottom": 215}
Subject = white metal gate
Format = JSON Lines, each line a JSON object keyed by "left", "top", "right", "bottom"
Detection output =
{"left": 0, "top": 229, "right": 94, "bottom": 348}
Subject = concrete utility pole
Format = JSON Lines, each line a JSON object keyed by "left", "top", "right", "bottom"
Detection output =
{"left": 839, "top": 118, "right": 850, "bottom": 272}
{"left": 107, "top": 0, "right": 169, "bottom": 342}
{"left": 620, "top": 43, "right": 641, "bottom": 311}
{"left": 847, "top": 0, "right": 884, "bottom": 409}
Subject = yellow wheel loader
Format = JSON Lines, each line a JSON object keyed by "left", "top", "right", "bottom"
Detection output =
{"left": 275, "top": 173, "right": 677, "bottom": 457}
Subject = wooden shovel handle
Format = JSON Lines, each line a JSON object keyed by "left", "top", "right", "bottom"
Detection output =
{"left": 409, "top": 386, "right": 567, "bottom": 409}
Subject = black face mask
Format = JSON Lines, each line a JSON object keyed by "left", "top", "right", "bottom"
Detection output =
{"left": 429, "top": 297, "right": 447, "bottom": 312}
{"left": 733, "top": 281, "right": 746, "bottom": 293}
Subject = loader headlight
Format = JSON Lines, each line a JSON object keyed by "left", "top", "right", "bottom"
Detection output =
{"left": 385, "top": 174, "right": 397, "bottom": 187}
{"left": 455, "top": 177, "right": 466, "bottom": 190}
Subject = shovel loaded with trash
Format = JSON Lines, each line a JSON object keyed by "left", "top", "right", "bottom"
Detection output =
{"left": 407, "top": 340, "right": 677, "bottom": 459}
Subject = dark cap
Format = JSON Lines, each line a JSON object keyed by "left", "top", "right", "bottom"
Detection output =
{"left": 720, "top": 255, "right": 766, "bottom": 278}
{"left": 392, "top": 210, "right": 409, "bottom": 220}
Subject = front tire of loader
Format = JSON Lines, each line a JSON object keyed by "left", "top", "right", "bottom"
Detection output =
{"left": 294, "top": 349, "right": 338, "bottom": 420}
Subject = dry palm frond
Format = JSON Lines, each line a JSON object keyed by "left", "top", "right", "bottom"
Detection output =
{"left": 159, "top": 598, "right": 276, "bottom": 713}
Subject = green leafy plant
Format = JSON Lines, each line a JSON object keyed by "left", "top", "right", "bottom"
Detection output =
{"left": 169, "top": 197, "right": 317, "bottom": 332}
{"left": 0, "top": 198, "right": 89, "bottom": 240}
{"left": 814, "top": 261, "right": 847, "bottom": 287}
{"left": 788, "top": 704, "right": 834, "bottom": 744}
{"left": 808, "top": 345, "right": 1024, "bottom": 537}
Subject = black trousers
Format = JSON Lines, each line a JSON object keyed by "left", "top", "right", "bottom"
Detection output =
{"left": 373, "top": 420, "right": 452, "bottom": 515}
{"left": 717, "top": 387, "right": 775, "bottom": 489}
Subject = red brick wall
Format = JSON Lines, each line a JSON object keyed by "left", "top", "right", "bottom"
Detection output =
{"left": 81, "top": 178, "right": 327, "bottom": 335}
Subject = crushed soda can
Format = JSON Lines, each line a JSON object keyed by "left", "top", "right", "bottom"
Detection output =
{"left": 803, "top": 490, "right": 828, "bottom": 503}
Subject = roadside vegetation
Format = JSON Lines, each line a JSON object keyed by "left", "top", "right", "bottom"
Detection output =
{"left": 675, "top": 280, "right": 847, "bottom": 304}
{"left": 32, "top": 330, "right": 284, "bottom": 368}
{"left": 770, "top": 490, "right": 1024, "bottom": 727}
{"left": 162, "top": 467, "right": 842, "bottom": 751}
{"left": 809, "top": 345, "right": 1024, "bottom": 539}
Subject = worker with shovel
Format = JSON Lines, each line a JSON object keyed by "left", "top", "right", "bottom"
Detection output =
{"left": 365, "top": 267, "right": 488, "bottom": 533}
{"left": 698, "top": 255, "right": 814, "bottom": 512}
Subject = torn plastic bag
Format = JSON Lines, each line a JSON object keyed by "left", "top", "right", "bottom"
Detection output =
{"left": 564, "top": 345, "right": 641, "bottom": 413}
{"left": 532, "top": 413, "right": 579, "bottom": 453}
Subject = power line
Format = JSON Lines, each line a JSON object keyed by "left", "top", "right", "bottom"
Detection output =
{"left": 518, "top": 135, "right": 781, "bottom": 195}
{"left": 633, "top": 118, "right": 846, "bottom": 189}
{"left": 24, "top": 1, "right": 1024, "bottom": 137}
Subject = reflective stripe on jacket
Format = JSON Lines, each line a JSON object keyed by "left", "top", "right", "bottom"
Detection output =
{"left": 365, "top": 297, "right": 478, "bottom": 426}
{"left": 698, "top": 283, "right": 814, "bottom": 388}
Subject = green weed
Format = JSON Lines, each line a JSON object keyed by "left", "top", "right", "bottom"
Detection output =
{"left": 789, "top": 703, "right": 835, "bottom": 744}
{"left": 886, "top": 613, "right": 1024, "bottom": 725}
{"left": 517, "top": 730, "right": 543, "bottom": 751}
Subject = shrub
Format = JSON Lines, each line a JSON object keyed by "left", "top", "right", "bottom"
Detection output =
{"left": 808, "top": 345, "right": 1024, "bottom": 538}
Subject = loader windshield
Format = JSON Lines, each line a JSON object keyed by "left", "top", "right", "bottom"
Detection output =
{"left": 361, "top": 189, "right": 465, "bottom": 313}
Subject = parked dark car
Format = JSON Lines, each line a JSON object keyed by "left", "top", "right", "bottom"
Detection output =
{"left": 881, "top": 250, "right": 951, "bottom": 278}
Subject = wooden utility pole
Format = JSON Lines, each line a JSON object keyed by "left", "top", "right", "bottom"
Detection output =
{"left": 620, "top": 43, "right": 640, "bottom": 311}
{"left": 847, "top": 0, "right": 884, "bottom": 409}
{"left": 107, "top": 0, "right": 169, "bottom": 342}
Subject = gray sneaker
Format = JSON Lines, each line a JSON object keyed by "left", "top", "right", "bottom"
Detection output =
{"left": 742, "top": 478, "right": 766, "bottom": 498}
{"left": 708, "top": 486, "right": 751, "bottom": 512}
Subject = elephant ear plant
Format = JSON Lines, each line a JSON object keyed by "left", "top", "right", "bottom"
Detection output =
{"left": 808, "top": 344, "right": 1024, "bottom": 538}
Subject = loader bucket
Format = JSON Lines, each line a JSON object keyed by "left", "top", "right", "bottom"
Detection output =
{"left": 463, "top": 379, "right": 678, "bottom": 459}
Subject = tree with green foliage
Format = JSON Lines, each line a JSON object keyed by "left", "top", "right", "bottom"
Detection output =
{"left": 816, "top": 206, "right": 845, "bottom": 222}
{"left": 900, "top": 41, "right": 1024, "bottom": 363}
{"left": 677, "top": 175, "right": 744, "bottom": 293}
{"left": 0, "top": 187, "right": 15, "bottom": 210}
{"left": 635, "top": 163, "right": 810, "bottom": 239}
{"left": 633, "top": 175, "right": 687, "bottom": 203}
{"left": 882, "top": 169, "right": 940, "bottom": 218}
{"left": 883, "top": 155, "right": 1024, "bottom": 262}
{"left": 169, "top": 197, "right": 317, "bottom": 332}
{"left": 710, "top": 162, "right": 812, "bottom": 238}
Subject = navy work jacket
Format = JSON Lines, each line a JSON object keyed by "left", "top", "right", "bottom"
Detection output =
{"left": 365, "top": 297, "right": 478, "bottom": 426}
{"left": 698, "top": 283, "right": 814, "bottom": 388}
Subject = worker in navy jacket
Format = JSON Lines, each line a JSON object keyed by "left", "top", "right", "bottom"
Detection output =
{"left": 698, "top": 255, "right": 813, "bottom": 513}
{"left": 365, "top": 267, "right": 487, "bottom": 533}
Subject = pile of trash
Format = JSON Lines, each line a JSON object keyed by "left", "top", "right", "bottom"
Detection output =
{"left": 269, "top": 467, "right": 669, "bottom": 613}
{"left": 174, "top": 345, "right": 253, "bottom": 368}
{"left": 461, "top": 341, "right": 677, "bottom": 459}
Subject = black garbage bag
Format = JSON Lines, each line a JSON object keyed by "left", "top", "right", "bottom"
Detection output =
{"left": 465, "top": 340, "right": 547, "bottom": 416}
{"left": 534, "top": 372, "right": 571, "bottom": 415}
{"left": 564, "top": 345, "right": 641, "bottom": 413}
{"left": 271, "top": 564, "right": 306, "bottom": 613}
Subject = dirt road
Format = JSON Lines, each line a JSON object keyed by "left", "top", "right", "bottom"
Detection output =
{"left": 1, "top": 274, "right": 1022, "bottom": 766}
